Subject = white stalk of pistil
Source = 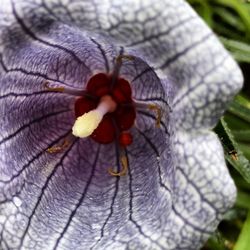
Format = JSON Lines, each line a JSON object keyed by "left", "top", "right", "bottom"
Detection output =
{"left": 72, "top": 95, "right": 117, "bottom": 138}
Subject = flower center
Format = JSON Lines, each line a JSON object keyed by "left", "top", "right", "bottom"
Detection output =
{"left": 44, "top": 54, "right": 163, "bottom": 176}
{"left": 73, "top": 73, "right": 136, "bottom": 145}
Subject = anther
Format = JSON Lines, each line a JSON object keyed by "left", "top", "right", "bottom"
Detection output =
{"left": 116, "top": 55, "right": 135, "bottom": 64}
{"left": 47, "top": 139, "right": 70, "bottom": 154}
{"left": 72, "top": 95, "right": 117, "bottom": 138}
{"left": 44, "top": 81, "right": 65, "bottom": 92}
{"left": 108, "top": 155, "right": 128, "bottom": 176}
{"left": 111, "top": 54, "right": 135, "bottom": 89}
{"left": 135, "top": 102, "right": 162, "bottom": 128}
{"left": 148, "top": 104, "right": 162, "bottom": 128}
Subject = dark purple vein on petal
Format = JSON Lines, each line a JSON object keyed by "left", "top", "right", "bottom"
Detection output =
{"left": 130, "top": 65, "right": 170, "bottom": 108}
{"left": 0, "top": 109, "right": 70, "bottom": 146}
{"left": 0, "top": 54, "right": 81, "bottom": 89}
{"left": 126, "top": 16, "right": 196, "bottom": 47}
{"left": 105, "top": 1, "right": 164, "bottom": 34}
{"left": 158, "top": 32, "right": 213, "bottom": 69}
{"left": 0, "top": 181, "right": 25, "bottom": 204}
{"left": 89, "top": 178, "right": 120, "bottom": 250}
{"left": 18, "top": 139, "right": 78, "bottom": 249}
{"left": 89, "top": 144, "right": 121, "bottom": 250}
{"left": 90, "top": 38, "right": 110, "bottom": 73}
{"left": 126, "top": 149, "right": 164, "bottom": 248}
{"left": 0, "top": 91, "right": 56, "bottom": 99}
{"left": 11, "top": 1, "right": 92, "bottom": 73}
{"left": 52, "top": 144, "right": 101, "bottom": 250}
{"left": 177, "top": 168, "right": 218, "bottom": 214}
{"left": 130, "top": 64, "right": 169, "bottom": 106}
{"left": 173, "top": 54, "right": 229, "bottom": 107}
{"left": 172, "top": 206, "right": 212, "bottom": 234}
{"left": 0, "top": 221, "right": 9, "bottom": 250}
{"left": 0, "top": 129, "right": 72, "bottom": 184}
{"left": 137, "top": 110, "right": 169, "bottom": 135}
{"left": 40, "top": 0, "right": 73, "bottom": 22}
{"left": 131, "top": 67, "right": 154, "bottom": 83}
{"left": 0, "top": 54, "right": 8, "bottom": 72}
{"left": 135, "top": 128, "right": 171, "bottom": 193}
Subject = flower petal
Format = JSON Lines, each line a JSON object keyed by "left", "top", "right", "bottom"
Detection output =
{"left": 0, "top": 0, "right": 239, "bottom": 249}
{"left": 164, "top": 131, "right": 237, "bottom": 249}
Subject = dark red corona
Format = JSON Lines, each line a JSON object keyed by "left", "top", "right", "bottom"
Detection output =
{"left": 74, "top": 73, "right": 136, "bottom": 144}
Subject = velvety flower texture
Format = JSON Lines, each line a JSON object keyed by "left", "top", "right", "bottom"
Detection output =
{"left": 0, "top": 0, "right": 243, "bottom": 249}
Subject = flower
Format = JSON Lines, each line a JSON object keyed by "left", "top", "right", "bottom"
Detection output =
{"left": 0, "top": 0, "right": 243, "bottom": 249}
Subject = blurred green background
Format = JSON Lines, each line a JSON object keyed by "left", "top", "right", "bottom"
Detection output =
{"left": 186, "top": 0, "right": 250, "bottom": 249}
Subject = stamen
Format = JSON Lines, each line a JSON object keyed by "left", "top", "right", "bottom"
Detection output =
{"left": 148, "top": 104, "right": 162, "bottom": 128}
{"left": 111, "top": 54, "right": 135, "bottom": 89}
{"left": 44, "top": 81, "right": 65, "bottom": 92}
{"left": 108, "top": 155, "right": 128, "bottom": 176}
{"left": 47, "top": 139, "right": 70, "bottom": 154}
{"left": 72, "top": 95, "right": 117, "bottom": 138}
{"left": 44, "top": 81, "right": 93, "bottom": 97}
{"left": 116, "top": 55, "right": 135, "bottom": 64}
{"left": 135, "top": 102, "right": 162, "bottom": 128}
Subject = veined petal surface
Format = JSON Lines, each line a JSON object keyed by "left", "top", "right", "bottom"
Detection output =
{"left": 0, "top": 0, "right": 243, "bottom": 250}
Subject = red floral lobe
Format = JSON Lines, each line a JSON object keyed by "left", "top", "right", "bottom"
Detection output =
{"left": 74, "top": 73, "right": 136, "bottom": 144}
{"left": 119, "top": 132, "right": 133, "bottom": 147}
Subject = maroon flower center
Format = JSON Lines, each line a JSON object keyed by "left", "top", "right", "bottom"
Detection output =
{"left": 74, "top": 73, "right": 136, "bottom": 144}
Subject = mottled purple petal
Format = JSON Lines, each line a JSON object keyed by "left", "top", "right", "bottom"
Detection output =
{"left": 164, "top": 131, "right": 236, "bottom": 249}
{"left": 0, "top": 0, "right": 243, "bottom": 250}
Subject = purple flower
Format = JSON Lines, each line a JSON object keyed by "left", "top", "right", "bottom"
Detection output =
{"left": 0, "top": 0, "right": 243, "bottom": 250}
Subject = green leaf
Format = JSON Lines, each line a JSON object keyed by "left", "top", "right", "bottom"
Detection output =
{"left": 236, "top": 191, "right": 250, "bottom": 209}
{"left": 216, "top": 26, "right": 248, "bottom": 41}
{"left": 214, "top": 0, "right": 250, "bottom": 38}
{"left": 203, "top": 235, "right": 226, "bottom": 250}
{"left": 186, "top": 0, "right": 214, "bottom": 26}
{"left": 223, "top": 208, "right": 247, "bottom": 221}
{"left": 224, "top": 113, "right": 250, "bottom": 130}
{"left": 215, "top": 118, "right": 250, "bottom": 183}
{"left": 214, "top": 7, "right": 246, "bottom": 32}
{"left": 238, "top": 143, "right": 250, "bottom": 160}
{"left": 228, "top": 99, "right": 250, "bottom": 124}
{"left": 233, "top": 173, "right": 250, "bottom": 191}
{"left": 220, "top": 37, "right": 250, "bottom": 63}
{"left": 234, "top": 95, "right": 250, "bottom": 109}
{"left": 232, "top": 130, "right": 250, "bottom": 142}
{"left": 234, "top": 210, "right": 250, "bottom": 250}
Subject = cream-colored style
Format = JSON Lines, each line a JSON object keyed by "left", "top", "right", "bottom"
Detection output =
{"left": 72, "top": 95, "right": 117, "bottom": 138}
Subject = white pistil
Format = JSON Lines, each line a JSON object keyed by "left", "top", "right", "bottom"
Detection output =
{"left": 72, "top": 95, "right": 117, "bottom": 138}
